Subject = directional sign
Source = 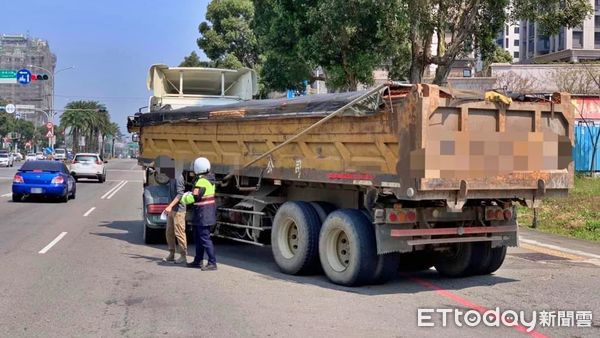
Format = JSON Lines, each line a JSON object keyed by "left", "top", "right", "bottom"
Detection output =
{"left": 5, "top": 103, "right": 16, "bottom": 114}
{"left": 46, "top": 122, "right": 54, "bottom": 130}
{"left": 0, "top": 69, "right": 17, "bottom": 84}
{"left": 16, "top": 69, "right": 32, "bottom": 85}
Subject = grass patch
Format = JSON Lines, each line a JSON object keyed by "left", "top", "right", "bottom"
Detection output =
{"left": 518, "top": 175, "right": 600, "bottom": 241}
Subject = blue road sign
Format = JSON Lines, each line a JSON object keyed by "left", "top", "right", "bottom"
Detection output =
{"left": 16, "top": 69, "right": 32, "bottom": 85}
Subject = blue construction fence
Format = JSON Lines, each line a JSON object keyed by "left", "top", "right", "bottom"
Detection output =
{"left": 574, "top": 123, "right": 600, "bottom": 172}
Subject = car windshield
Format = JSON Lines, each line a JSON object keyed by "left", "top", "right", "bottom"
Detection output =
{"left": 55, "top": 149, "right": 66, "bottom": 154}
{"left": 20, "top": 161, "right": 63, "bottom": 172}
{"left": 75, "top": 155, "right": 98, "bottom": 162}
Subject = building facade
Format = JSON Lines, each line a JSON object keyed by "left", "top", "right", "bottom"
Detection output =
{"left": 0, "top": 34, "right": 56, "bottom": 126}
{"left": 496, "top": 22, "right": 521, "bottom": 62}
{"left": 519, "top": 0, "right": 600, "bottom": 63}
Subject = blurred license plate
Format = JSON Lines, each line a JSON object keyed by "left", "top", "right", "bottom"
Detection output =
{"left": 30, "top": 188, "right": 43, "bottom": 194}
{"left": 82, "top": 162, "right": 90, "bottom": 165}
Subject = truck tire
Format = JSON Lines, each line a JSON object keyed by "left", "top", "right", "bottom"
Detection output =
{"left": 434, "top": 243, "right": 474, "bottom": 277}
{"left": 143, "top": 223, "right": 161, "bottom": 244}
{"left": 370, "top": 253, "right": 400, "bottom": 284}
{"left": 355, "top": 211, "right": 399, "bottom": 284}
{"left": 271, "top": 201, "right": 322, "bottom": 275}
{"left": 319, "top": 209, "right": 378, "bottom": 286}
{"left": 398, "top": 250, "right": 435, "bottom": 272}
{"left": 464, "top": 243, "right": 507, "bottom": 275}
{"left": 309, "top": 202, "right": 337, "bottom": 224}
{"left": 481, "top": 245, "right": 507, "bottom": 275}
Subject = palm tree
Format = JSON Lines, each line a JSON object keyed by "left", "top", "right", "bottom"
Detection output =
{"left": 60, "top": 101, "right": 106, "bottom": 153}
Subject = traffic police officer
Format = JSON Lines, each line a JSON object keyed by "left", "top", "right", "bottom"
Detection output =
{"left": 182, "top": 157, "right": 217, "bottom": 270}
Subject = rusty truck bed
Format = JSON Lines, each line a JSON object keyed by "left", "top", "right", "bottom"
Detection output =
{"left": 130, "top": 84, "right": 573, "bottom": 202}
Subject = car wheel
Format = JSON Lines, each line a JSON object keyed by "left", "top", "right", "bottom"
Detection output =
{"left": 12, "top": 194, "right": 22, "bottom": 202}
{"left": 98, "top": 174, "right": 106, "bottom": 183}
{"left": 70, "top": 187, "right": 76, "bottom": 200}
{"left": 143, "top": 223, "right": 162, "bottom": 244}
{"left": 60, "top": 192, "right": 69, "bottom": 203}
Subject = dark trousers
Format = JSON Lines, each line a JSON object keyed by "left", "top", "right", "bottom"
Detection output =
{"left": 193, "top": 225, "right": 216, "bottom": 265}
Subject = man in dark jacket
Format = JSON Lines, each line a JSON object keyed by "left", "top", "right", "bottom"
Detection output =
{"left": 182, "top": 157, "right": 217, "bottom": 271}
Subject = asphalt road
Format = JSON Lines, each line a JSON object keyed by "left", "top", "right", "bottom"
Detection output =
{"left": 0, "top": 159, "right": 598, "bottom": 337}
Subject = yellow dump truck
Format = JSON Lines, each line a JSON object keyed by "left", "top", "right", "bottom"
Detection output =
{"left": 128, "top": 65, "right": 573, "bottom": 286}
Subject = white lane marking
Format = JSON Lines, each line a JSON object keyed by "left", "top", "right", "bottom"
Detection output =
{"left": 106, "top": 181, "right": 128, "bottom": 200}
{"left": 107, "top": 179, "right": 143, "bottom": 182}
{"left": 39, "top": 232, "right": 68, "bottom": 254}
{"left": 0, "top": 177, "right": 13, "bottom": 180}
{"left": 1, "top": 193, "right": 11, "bottom": 197}
{"left": 83, "top": 207, "right": 96, "bottom": 217}
{"left": 520, "top": 237, "right": 600, "bottom": 260}
{"left": 100, "top": 180, "right": 125, "bottom": 199}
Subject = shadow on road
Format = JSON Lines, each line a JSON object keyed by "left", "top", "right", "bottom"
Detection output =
{"left": 94, "top": 220, "right": 519, "bottom": 295}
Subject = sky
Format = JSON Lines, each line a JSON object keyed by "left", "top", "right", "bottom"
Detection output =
{"left": 0, "top": 0, "right": 209, "bottom": 138}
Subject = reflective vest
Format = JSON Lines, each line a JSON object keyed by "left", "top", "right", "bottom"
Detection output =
{"left": 184, "top": 175, "right": 217, "bottom": 226}
{"left": 193, "top": 176, "right": 215, "bottom": 206}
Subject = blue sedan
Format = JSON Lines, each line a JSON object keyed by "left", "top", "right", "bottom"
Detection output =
{"left": 12, "top": 160, "right": 76, "bottom": 202}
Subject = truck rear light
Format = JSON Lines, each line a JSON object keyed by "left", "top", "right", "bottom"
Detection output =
{"left": 495, "top": 210, "right": 504, "bottom": 220}
{"left": 13, "top": 174, "right": 23, "bottom": 184}
{"left": 386, "top": 208, "right": 417, "bottom": 224}
{"left": 147, "top": 203, "right": 168, "bottom": 214}
{"left": 503, "top": 209, "right": 513, "bottom": 220}
{"left": 51, "top": 176, "right": 64, "bottom": 184}
{"left": 485, "top": 206, "right": 512, "bottom": 221}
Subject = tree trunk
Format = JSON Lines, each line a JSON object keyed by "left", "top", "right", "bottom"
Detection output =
{"left": 73, "top": 128, "right": 79, "bottom": 153}
{"left": 433, "top": 62, "right": 452, "bottom": 85}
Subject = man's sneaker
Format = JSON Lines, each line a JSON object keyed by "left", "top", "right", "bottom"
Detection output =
{"left": 162, "top": 251, "right": 175, "bottom": 262}
{"left": 201, "top": 264, "right": 217, "bottom": 271}
{"left": 174, "top": 254, "right": 187, "bottom": 264}
{"left": 186, "top": 261, "right": 203, "bottom": 268}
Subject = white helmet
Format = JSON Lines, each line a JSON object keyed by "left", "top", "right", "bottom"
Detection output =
{"left": 193, "top": 157, "right": 210, "bottom": 174}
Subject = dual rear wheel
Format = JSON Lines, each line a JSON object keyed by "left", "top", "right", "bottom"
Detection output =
{"left": 271, "top": 202, "right": 507, "bottom": 286}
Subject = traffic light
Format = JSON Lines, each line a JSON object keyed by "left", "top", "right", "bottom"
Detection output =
{"left": 31, "top": 74, "right": 49, "bottom": 81}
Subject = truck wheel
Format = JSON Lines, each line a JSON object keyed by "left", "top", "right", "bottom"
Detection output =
{"left": 481, "top": 245, "right": 507, "bottom": 275}
{"left": 463, "top": 243, "right": 507, "bottom": 275}
{"left": 271, "top": 201, "right": 322, "bottom": 275}
{"left": 319, "top": 209, "right": 378, "bottom": 286}
{"left": 370, "top": 253, "right": 400, "bottom": 284}
{"left": 434, "top": 243, "right": 474, "bottom": 277}
{"left": 398, "top": 250, "right": 435, "bottom": 272}
{"left": 143, "top": 223, "right": 161, "bottom": 244}
{"left": 309, "top": 202, "right": 337, "bottom": 224}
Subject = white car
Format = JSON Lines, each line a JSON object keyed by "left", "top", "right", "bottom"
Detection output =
{"left": 70, "top": 153, "right": 107, "bottom": 182}
{"left": 25, "top": 153, "right": 37, "bottom": 161}
{"left": 35, "top": 152, "right": 45, "bottom": 160}
{"left": 14, "top": 153, "right": 23, "bottom": 161}
{"left": 0, "top": 153, "right": 13, "bottom": 167}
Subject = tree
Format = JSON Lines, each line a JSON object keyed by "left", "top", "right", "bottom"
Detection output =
{"left": 179, "top": 51, "right": 204, "bottom": 67}
{"left": 548, "top": 65, "right": 600, "bottom": 95}
{"left": 495, "top": 71, "right": 539, "bottom": 94}
{"left": 256, "top": 0, "right": 404, "bottom": 91}
{"left": 403, "top": 0, "right": 593, "bottom": 85}
{"left": 60, "top": 101, "right": 108, "bottom": 153}
{"left": 198, "top": 0, "right": 260, "bottom": 68}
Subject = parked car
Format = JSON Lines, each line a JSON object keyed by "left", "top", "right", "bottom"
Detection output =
{"left": 14, "top": 153, "right": 23, "bottom": 161}
{"left": 35, "top": 152, "right": 45, "bottom": 160}
{"left": 70, "top": 153, "right": 107, "bottom": 182}
{"left": 12, "top": 160, "right": 76, "bottom": 202}
{"left": 0, "top": 152, "right": 14, "bottom": 167}
{"left": 54, "top": 148, "right": 67, "bottom": 161}
{"left": 25, "top": 153, "right": 37, "bottom": 161}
